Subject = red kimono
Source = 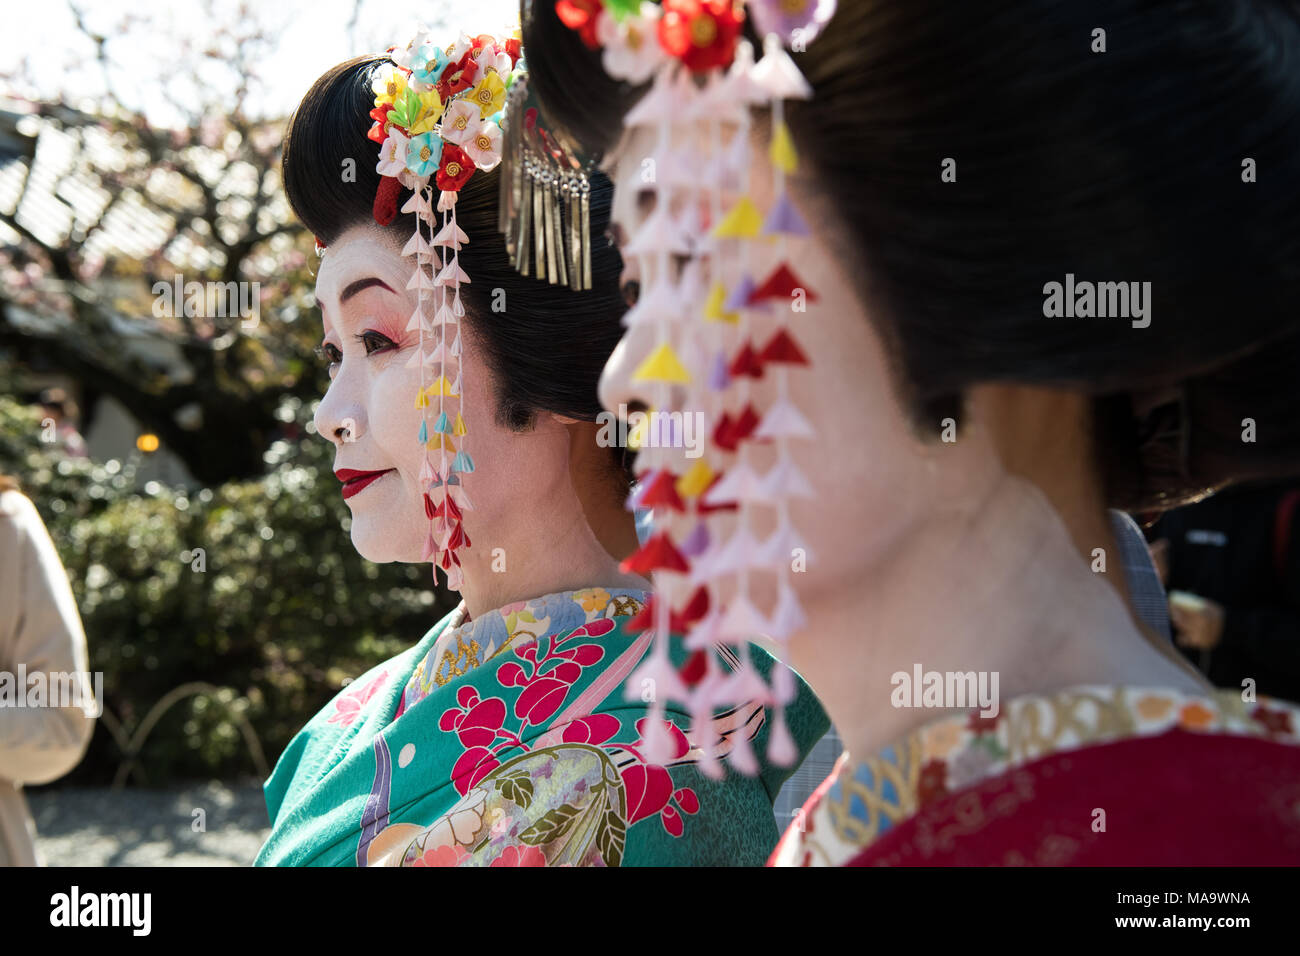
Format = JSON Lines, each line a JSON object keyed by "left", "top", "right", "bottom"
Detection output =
{"left": 770, "top": 685, "right": 1300, "bottom": 866}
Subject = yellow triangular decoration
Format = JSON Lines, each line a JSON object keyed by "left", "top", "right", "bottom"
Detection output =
{"left": 415, "top": 389, "right": 429, "bottom": 409}
{"left": 770, "top": 120, "right": 798, "bottom": 174}
{"left": 425, "top": 435, "right": 457, "bottom": 453}
{"left": 703, "top": 281, "right": 738, "bottom": 324}
{"left": 632, "top": 343, "right": 691, "bottom": 384}
{"left": 676, "top": 459, "right": 715, "bottom": 498}
{"left": 428, "top": 376, "right": 456, "bottom": 397}
{"left": 627, "top": 411, "right": 650, "bottom": 450}
{"left": 452, "top": 412, "right": 467, "bottom": 437}
{"left": 711, "top": 196, "right": 763, "bottom": 239}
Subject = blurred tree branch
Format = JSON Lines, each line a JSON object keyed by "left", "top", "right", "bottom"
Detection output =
{"left": 0, "top": 0, "right": 324, "bottom": 485}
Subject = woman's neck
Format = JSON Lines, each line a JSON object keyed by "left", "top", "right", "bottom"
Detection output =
{"left": 453, "top": 488, "right": 648, "bottom": 621}
{"left": 791, "top": 465, "right": 1212, "bottom": 765}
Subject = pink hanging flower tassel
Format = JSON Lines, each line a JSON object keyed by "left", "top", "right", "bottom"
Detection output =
{"left": 766, "top": 710, "right": 797, "bottom": 766}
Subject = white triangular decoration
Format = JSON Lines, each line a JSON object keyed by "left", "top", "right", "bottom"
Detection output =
{"left": 754, "top": 399, "right": 815, "bottom": 440}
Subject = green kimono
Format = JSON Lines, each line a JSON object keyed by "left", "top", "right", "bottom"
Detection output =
{"left": 256, "top": 587, "right": 828, "bottom": 866}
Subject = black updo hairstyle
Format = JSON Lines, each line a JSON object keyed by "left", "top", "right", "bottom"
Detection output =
{"left": 282, "top": 53, "right": 631, "bottom": 485}
{"left": 522, "top": 0, "right": 1300, "bottom": 511}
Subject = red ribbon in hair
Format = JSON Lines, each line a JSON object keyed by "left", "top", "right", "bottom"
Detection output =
{"left": 373, "top": 175, "right": 403, "bottom": 226}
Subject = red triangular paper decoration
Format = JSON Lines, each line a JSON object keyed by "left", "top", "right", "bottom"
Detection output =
{"left": 624, "top": 598, "right": 655, "bottom": 634}
{"left": 747, "top": 262, "right": 820, "bottom": 305}
{"left": 712, "top": 412, "right": 738, "bottom": 452}
{"left": 680, "top": 648, "right": 708, "bottom": 687}
{"left": 622, "top": 587, "right": 709, "bottom": 635}
{"left": 732, "top": 403, "right": 762, "bottom": 443}
{"left": 679, "top": 585, "right": 710, "bottom": 625}
{"left": 758, "top": 328, "right": 809, "bottom": 365}
{"left": 639, "top": 468, "right": 686, "bottom": 512}
{"left": 728, "top": 341, "right": 765, "bottom": 379}
{"left": 621, "top": 531, "right": 690, "bottom": 575}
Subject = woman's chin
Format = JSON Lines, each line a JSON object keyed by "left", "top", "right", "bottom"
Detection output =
{"left": 349, "top": 520, "right": 419, "bottom": 564}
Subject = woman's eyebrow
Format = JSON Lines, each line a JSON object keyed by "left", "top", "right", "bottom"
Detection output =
{"left": 316, "top": 277, "right": 398, "bottom": 310}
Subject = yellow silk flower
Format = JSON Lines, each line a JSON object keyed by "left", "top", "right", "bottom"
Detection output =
{"left": 395, "top": 88, "right": 444, "bottom": 136}
{"left": 467, "top": 71, "right": 507, "bottom": 118}
{"left": 372, "top": 63, "right": 408, "bottom": 109}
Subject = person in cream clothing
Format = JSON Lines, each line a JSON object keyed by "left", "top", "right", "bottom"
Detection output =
{"left": 0, "top": 478, "right": 96, "bottom": 866}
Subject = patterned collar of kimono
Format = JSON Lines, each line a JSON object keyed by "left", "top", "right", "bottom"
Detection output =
{"left": 769, "top": 684, "right": 1300, "bottom": 867}
{"left": 396, "top": 586, "right": 651, "bottom": 718}
{"left": 257, "top": 580, "right": 830, "bottom": 866}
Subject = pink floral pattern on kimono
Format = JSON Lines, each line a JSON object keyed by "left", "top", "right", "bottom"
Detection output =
{"left": 327, "top": 671, "right": 388, "bottom": 727}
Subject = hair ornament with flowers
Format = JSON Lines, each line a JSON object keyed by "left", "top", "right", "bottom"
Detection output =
{"left": 341, "top": 29, "right": 525, "bottom": 593}
{"left": 550, "top": 0, "right": 834, "bottom": 774}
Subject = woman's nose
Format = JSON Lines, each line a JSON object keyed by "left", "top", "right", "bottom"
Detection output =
{"left": 598, "top": 320, "right": 660, "bottom": 415}
{"left": 314, "top": 382, "right": 364, "bottom": 447}
{"left": 618, "top": 257, "right": 641, "bottom": 306}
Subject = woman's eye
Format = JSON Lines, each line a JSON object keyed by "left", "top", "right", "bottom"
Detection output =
{"left": 313, "top": 332, "right": 395, "bottom": 376}
{"left": 636, "top": 187, "right": 657, "bottom": 217}
{"left": 620, "top": 278, "right": 640, "bottom": 308}
{"left": 315, "top": 343, "right": 342, "bottom": 371}
{"left": 356, "top": 330, "right": 395, "bottom": 355}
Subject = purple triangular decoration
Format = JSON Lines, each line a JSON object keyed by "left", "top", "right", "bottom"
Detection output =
{"left": 761, "top": 191, "right": 811, "bottom": 237}
{"left": 708, "top": 350, "right": 731, "bottom": 392}
{"left": 723, "top": 273, "right": 757, "bottom": 313}
{"left": 680, "top": 520, "right": 711, "bottom": 558}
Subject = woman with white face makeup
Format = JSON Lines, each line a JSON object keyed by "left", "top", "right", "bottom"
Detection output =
{"left": 254, "top": 35, "right": 828, "bottom": 867}
{"left": 524, "top": 0, "right": 1300, "bottom": 865}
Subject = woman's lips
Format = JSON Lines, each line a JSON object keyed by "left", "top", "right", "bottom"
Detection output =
{"left": 336, "top": 467, "right": 395, "bottom": 500}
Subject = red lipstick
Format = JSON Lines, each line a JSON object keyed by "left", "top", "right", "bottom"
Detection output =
{"left": 335, "top": 467, "right": 395, "bottom": 499}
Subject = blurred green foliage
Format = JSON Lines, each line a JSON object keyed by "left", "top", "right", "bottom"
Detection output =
{"left": 0, "top": 394, "right": 457, "bottom": 785}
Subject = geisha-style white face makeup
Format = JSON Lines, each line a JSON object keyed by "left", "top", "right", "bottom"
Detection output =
{"left": 597, "top": 121, "right": 934, "bottom": 614}
{"left": 314, "top": 227, "right": 456, "bottom": 562}
{"left": 313, "top": 223, "right": 648, "bottom": 621}
{"left": 313, "top": 224, "right": 563, "bottom": 568}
